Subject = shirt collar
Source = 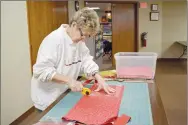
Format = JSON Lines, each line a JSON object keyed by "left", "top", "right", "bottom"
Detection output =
{"left": 60, "top": 24, "right": 74, "bottom": 45}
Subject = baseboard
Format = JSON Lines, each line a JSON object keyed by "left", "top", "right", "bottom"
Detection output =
{"left": 157, "top": 58, "right": 187, "bottom": 61}
{"left": 10, "top": 106, "right": 35, "bottom": 125}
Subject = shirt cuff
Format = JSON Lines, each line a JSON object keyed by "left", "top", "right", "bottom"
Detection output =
{"left": 91, "top": 70, "right": 99, "bottom": 77}
{"left": 50, "top": 71, "right": 57, "bottom": 81}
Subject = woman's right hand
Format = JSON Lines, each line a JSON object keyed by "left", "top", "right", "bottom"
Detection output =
{"left": 51, "top": 73, "right": 83, "bottom": 92}
{"left": 67, "top": 79, "right": 83, "bottom": 92}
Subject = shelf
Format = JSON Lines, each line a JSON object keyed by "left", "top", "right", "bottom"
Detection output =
{"left": 103, "top": 35, "right": 112, "bottom": 36}
{"left": 100, "top": 22, "right": 112, "bottom": 24}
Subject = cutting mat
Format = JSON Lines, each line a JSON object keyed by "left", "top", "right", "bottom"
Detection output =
{"left": 39, "top": 81, "right": 153, "bottom": 125}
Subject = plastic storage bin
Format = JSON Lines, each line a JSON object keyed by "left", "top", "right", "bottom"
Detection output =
{"left": 114, "top": 52, "right": 158, "bottom": 79}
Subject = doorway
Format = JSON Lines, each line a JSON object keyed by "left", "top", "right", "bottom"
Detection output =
{"left": 85, "top": 1, "right": 138, "bottom": 68}
{"left": 112, "top": 3, "right": 138, "bottom": 65}
{"left": 86, "top": 2, "right": 113, "bottom": 70}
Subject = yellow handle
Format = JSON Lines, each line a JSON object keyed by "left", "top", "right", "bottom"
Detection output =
{"left": 82, "top": 87, "right": 91, "bottom": 95}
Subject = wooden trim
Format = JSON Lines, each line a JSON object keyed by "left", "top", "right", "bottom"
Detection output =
{"left": 111, "top": 3, "right": 114, "bottom": 66}
{"left": 26, "top": 1, "right": 34, "bottom": 74}
{"left": 85, "top": 1, "right": 138, "bottom": 4}
{"left": 84, "top": 0, "right": 86, "bottom": 7}
{"left": 66, "top": 1, "right": 69, "bottom": 24}
{"left": 148, "top": 83, "right": 169, "bottom": 125}
{"left": 157, "top": 58, "right": 187, "bottom": 61}
{"left": 135, "top": 2, "right": 139, "bottom": 52}
{"left": 10, "top": 106, "right": 35, "bottom": 125}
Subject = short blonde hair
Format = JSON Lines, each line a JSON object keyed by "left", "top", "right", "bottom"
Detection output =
{"left": 70, "top": 7, "right": 101, "bottom": 36}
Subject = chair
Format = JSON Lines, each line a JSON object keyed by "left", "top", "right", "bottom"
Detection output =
{"left": 103, "top": 40, "right": 112, "bottom": 59}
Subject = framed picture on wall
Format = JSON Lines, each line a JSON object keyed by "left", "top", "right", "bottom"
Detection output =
{"left": 151, "top": 4, "right": 158, "bottom": 11}
{"left": 150, "top": 12, "right": 159, "bottom": 21}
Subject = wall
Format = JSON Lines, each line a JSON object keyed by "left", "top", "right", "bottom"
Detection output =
{"left": 71, "top": 1, "right": 187, "bottom": 59}
{"left": 162, "top": 1, "right": 187, "bottom": 58}
{"left": 68, "top": 0, "right": 85, "bottom": 23}
{"left": 1, "top": 1, "right": 33, "bottom": 125}
{"left": 138, "top": 2, "right": 163, "bottom": 57}
{"left": 68, "top": 0, "right": 76, "bottom": 23}
{"left": 138, "top": 1, "right": 187, "bottom": 58}
{"left": 85, "top": 37, "right": 103, "bottom": 70}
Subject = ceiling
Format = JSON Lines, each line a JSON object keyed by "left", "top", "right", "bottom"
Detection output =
{"left": 85, "top": 0, "right": 187, "bottom": 11}
{"left": 86, "top": 2, "right": 111, "bottom": 11}
{"left": 85, "top": 0, "right": 187, "bottom": 1}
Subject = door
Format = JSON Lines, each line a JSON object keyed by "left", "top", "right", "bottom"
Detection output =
{"left": 27, "top": 1, "right": 68, "bottom": 66}
{"left": 112, "top": 3, "right": 137, "bottom": 65}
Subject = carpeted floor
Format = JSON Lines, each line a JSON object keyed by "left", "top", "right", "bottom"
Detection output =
{"left": 155, "top": 60, "right": 187, "bottom": 125}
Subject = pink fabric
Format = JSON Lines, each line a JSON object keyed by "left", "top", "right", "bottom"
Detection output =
{"left": 114, "top": 114, "right": 131, "bottom": 125}
{"left": 117, "top": 67, "right": 154, "bottom": 79}
{"left": 62, "top": 85, "right": 125, "bottom": 125}
{"left": 34, "top": 123, "right": 75, "bottom": 125}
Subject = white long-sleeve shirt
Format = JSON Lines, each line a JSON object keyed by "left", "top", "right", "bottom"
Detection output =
{"left": 31, "top": 24, "right": 99, "bottom": 111}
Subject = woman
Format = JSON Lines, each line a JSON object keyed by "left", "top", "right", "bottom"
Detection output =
{"left": 31, "top": 7, "right": 115, "bottom": 111}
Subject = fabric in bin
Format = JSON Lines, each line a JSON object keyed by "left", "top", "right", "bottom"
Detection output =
{"left": 117, "top": 67, "right": 154, "bottom": 79}
{"left": 62, "top": 84, "right": 130, "bottom": 125}
{"left": 33, "top": 122, "right": 75, "bottom": 125}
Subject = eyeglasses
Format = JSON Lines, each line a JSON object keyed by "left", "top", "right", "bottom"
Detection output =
{"left": 78, "top": 28, "right": 91, "bottom": 38}
{"left": 78, "top": 28, "right": 83, "bottom": 37}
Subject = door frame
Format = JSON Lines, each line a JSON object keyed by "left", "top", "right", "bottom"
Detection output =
{"left": 26, "top": 1, "right": 68, "bottom": 72}
{"left": 85, "top": 1, "right": 139, "bottom": 61}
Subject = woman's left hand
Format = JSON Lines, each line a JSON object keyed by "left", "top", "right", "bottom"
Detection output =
{"left": 94, "top": 74, "right": 116, "bottom": 94}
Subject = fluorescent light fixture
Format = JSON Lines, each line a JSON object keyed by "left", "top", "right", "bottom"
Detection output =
{"left": 89, "top": 7, "right": 100, "bottom": 10}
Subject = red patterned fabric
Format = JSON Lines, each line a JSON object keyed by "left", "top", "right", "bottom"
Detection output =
{"left": 62, "top": 83, "right": 125, "bottom": 125}
{"left": 114, "top": 114, "right": 131, "bottom": 125}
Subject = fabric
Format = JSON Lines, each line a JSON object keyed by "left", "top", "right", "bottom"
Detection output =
{"left": 40, "top": 81, "right": 152, "bottom": 125}
{"left": 80, "top": 70, "right": 116, "bottom": 80}
{"left": 117, "top": 67, "right": 154, "bottom": 79}
{"left": 62, "top": 84, "right": 125, "bottom": 125}
{"left": 31, "top": 24, "right": 99, "bottom": 111}
{"left": 34, "top": 122, "right": 76, "bottom": 125}
{"left": 114, "top": 114, "right": 131, "bottom": 125}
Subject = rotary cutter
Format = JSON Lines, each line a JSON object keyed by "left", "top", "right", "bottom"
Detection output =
{"left": 81, "top": 80, "right": 97, "bottom": 96}
{"left": 81, "top": 87, "right": 91, "bottom": 96}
